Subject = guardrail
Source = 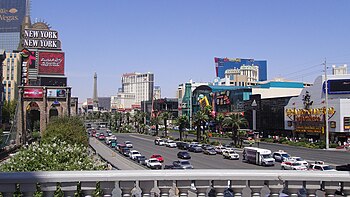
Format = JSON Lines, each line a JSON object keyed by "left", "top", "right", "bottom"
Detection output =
{"left": 0, "top": 170, "right": 349, "bottom": 196}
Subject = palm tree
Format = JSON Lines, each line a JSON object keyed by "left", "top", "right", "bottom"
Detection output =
{"left": 175, "top": 115, "right": 189, "bottom": 141}
{"left": 151, "top": 115, "right": 162, "bottom": 136}
{"left": 223, "top": 113, "right": 248, "bottom": 147}
{"left": 215, "top": 114, "right": 225, "bottom": 134}
{"left": 134, "top": 110, "right": 146, "bottom": 133}
{"left": 160, "top": 111, "right": 172, "bottom": 137}
{"left": 193, "top": 111, "right": 209, "bottom": 142}
{"left": 125, "top": 112, "right": 131, "bottom": 125}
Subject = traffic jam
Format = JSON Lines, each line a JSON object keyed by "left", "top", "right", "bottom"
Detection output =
{"left": 87, "top": 126, "right": 339, "bottom": 171}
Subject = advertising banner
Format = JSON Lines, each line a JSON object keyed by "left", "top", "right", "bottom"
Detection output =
{"left": 38, "top": 52, "right": 64, "bottom": 75}
{"left": 23, "top": 88, "right": 43, "bottom": 99}
{"left": 0, "top": 0, "right": 26, "bottom": 33}
{"left": 47, "top": 89, "right": 66, "bottom": 98}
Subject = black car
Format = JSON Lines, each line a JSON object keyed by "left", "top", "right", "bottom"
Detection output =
{"left": 188, "top": 145, "right": 203, "bottom": 153}
{"left": 177, "top": 151, "right": 191, "bottom": 159}
{"left": 164, "top": 164, "right": 183, "bottom": 169}
{"left": 120, "top": 147, "right": 130, "bottom": 156}
{"left": 135, "top": 155, "right": 147, "bottom": 165}
{"left": 177, "top": 142, "right": 190, "bottom": 150}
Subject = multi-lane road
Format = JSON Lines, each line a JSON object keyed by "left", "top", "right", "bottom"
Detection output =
{"left": 91, "top": 129, "right": 349, "bottom": 170}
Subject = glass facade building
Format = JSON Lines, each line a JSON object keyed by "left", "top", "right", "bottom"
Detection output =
{"left": 0, "top": 0, "right": 26, "bottom": 52}
{"left": 214, "top": 57, "right": 267, "bottom": 81}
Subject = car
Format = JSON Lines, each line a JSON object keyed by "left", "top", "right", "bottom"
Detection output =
{"left": 272, "top": 150, "right": 291, "bottom": 162}
{"left": 177, "top": 142, "right": 190, "bottom": 150}
{"left": 173, "top": 160, "right": 193, "bottom": 169}
{"left": 125, "top": 141, "right": 133, "bottom": 148}
{"left": 222, "top": 149, "right": 240, "bottom": 160}
{"left": 203, "top": 146, "right": 217, "bottom": 155}
{"left": 215, "top": 146, "right": 226, "bottom": 154}
{"left": 129, "top": 150, "right": 142, "bottom": 160}
{"left": 188, "top": 145, "right": 203, "bottom": 153}
{"left": 135, "top": 155, "right": 147, "bottom": 165}
{"left": 177, "top": 151, "right": 191, "bottom": 159}
{"left": 146, "top": 158, "right": 162, "bottom": 169}
{"left": 106, "top": 130, "right": 112, "bottom": 136}
{"left": 98, "top": 133, "right": 105, "bottom": 140}
{"left": 336, "top": 164, "right": 350, "bottom": 171}
{"left": 309, "top": 161, "right": 336, "bottom": 171}
{"left": 281, "top": 161, "right": 308, "bottom": 170}
{"left": 151, "top": 154, "right": 164, "bottom": 163}
{"left": 287, "top": 157, "right": 309, "bottom": 167}
{"left": 105, "top": 135, "right": 117, "bottom": 145}
{"left": 120, "top": 147, "right": 130, "bottom": 156}
{"left": 95, "top": 132, "right": 100, "bottom": 138}
{"left": 154, "top": 138, "right": 165, "bottom": 146}
{"left": 166, "top": 140, "right": 177, "bottom": 148}
{"left": 116, "top": 143, "right": 126, "bottom": 152}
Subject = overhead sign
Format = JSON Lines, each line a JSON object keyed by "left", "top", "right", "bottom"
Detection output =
{"left": 0, "top": 0, "right": 26, "bottom": 33}
{"left": 38, "top": 52, "right": 64, "bottom": 75}
{"left": 47, "top": 89, "right": 66, "bottom": 98}
{"left": 22, "top": 29, "right": 61, "bottom": 49}
{"left": 23, "top": 88, "right": 43, "bottom": 98}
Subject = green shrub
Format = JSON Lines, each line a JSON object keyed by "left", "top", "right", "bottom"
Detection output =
{"left": 42, "top": 116, "right": 88, "bottom": 146}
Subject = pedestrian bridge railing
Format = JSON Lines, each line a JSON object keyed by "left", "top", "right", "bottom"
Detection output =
{"left": 0, "top": 170, "right": 349, "bottom": 196}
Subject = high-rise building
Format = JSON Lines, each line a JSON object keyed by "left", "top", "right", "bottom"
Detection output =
{"left": 121, "top": 72, "right": 154, "bottom": 105}
{"left": 154, "top": 86, "right": 161, "bottom": 100}
{"left": 214, "top": 57, "right": 267, "bottom": 81}
{"left": 0, "top": 0, "right": 27, "bottom": 52}
{"left": 2, "top": 51, "right": 21, "bottom": 101}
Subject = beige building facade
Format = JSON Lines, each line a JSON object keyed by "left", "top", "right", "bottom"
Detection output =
{"left": 2, "top": 52, "right": 22, "bottom": 101}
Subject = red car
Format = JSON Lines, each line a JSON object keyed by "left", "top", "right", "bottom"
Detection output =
{"left": 98, "top": 133, "right": 105, "bottom": 140}
{"left": 151, "top": 154, "right": 164, "bottom": 163}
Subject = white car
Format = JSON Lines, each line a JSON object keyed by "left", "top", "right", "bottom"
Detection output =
{"left": 222, "top": 149, "right": 240, "bottom": 160}
{"left": 154, "top": 138, "right": 165, "bottom": 146}
{"left": 288, "top": 157, "right": 309, "bottom": 167}
{"left": 166, "top": 140, "right": 177, "bottom": 148}
{"left": 105, "top": 135, "right": 117, "bottom": 145}
{"left": 281, "top": 161, "right": 307, "bottom": 170}
{"left": 125, "top": 141, "right": 133, "bottom": 148}
{"left": 309, "top": 163, "right": 336, "bottom": 171}
{"left": 129, "top": 150, "right": 141, "bottom": 160}
{"left": 146, "top": 158, "right": 162, "bottom": 169}
{"left": 272, "top": 150, "right": 291, "bottom": 162}
{"left": 215, "top": 146, "right": 226, "bottom": 154}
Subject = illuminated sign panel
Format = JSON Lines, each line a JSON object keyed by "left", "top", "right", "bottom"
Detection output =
{"left": 22, "top": 29, "right": 61, "bottom": 49}
{"left": 23, "top": 88, "right": 43, "bottom": 98}
{"left": 0, "top": 0, "right": 26, "bottom": 33}
{"left": 326, "top": 79, "right": 350, "bottom": 94}
{"left": 47, "top": 89, "right": 66, "bottom": 98}
{"left": 38, "top": 52, "right": 64, "bottom": 75}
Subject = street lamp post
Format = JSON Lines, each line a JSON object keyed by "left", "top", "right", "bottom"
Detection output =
{"left": 324, "top": 59, "right": 329, "bottom": 149}
{"left": 251, "top": 100, "right": 257, "bottom": 131}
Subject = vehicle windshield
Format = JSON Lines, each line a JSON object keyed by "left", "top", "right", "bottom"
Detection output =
{"left": 295, "top": 158, "right": 303, "bottom": 161}
{"left": 292, "top": 163, "right": 301, "bottom": 166}
{"left": 261, "top": 154, "right": 271, "bottom": 159}
{"left": 229, "top": 151, "right": 235, "bottom": 154}
{"left": 132, "top": 151, "right": 140, "bottom": 154}
{"left": 323, "top": 166, "right": 334, "bottom": 170}
{"left": 150, "top": 159, "right": 158, "bottom": 163}
{"left": 180, "top": 161, "right": 190, "bottom": 165}
{"left": 281, "top": 154, "right": 290, "bottom": 158}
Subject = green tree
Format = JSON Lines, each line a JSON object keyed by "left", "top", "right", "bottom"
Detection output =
{"left": 2, "top": 100, "right": 17, "bottom": 124}
{"left": 125, "top": 112, "right": 131, "bottom": 125}
{"left": 175, "top": 115, "right": 189, "bottom": 141}
{"left": 223, "top": 114, "right": 248, "bottom": 146}
{"left": 215, "top": 114, "right": 225, "bottom": 134}
{"left": 150, "top": 115, "right": 162, "bottom": 136}
{"left": 160, "top": 111, "right": 172, "bottom": 137}
{"left": 42, "top": 116, "right": 88, "bottom": 147}
{"left": 193, "top": 111, "right": 209, "bottom": 142}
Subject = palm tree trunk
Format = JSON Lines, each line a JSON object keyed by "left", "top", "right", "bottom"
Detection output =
{"left": 164, "top": 119, "right": 167, "bottom": 137}
{"left": 179, "top": 128, "right": 183, "bottom": 141}
{"left": 196, "top": 122, "right": 201, "bottom": 142}
{"left": 156, "top": 124, "right": 159, "bottom": 136}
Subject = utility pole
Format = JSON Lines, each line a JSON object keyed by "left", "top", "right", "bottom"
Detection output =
{"left": 324, "top": 58, "right": 329, "bottom": 149}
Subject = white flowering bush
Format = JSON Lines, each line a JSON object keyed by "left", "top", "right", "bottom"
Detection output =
{"left": 0, "top": 138, "right": 106, "bottom": 171}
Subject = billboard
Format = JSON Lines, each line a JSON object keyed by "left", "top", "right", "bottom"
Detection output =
{"left": 39, "top": 76, "right": 67, "bottom": 86}
{"left": 38, "top": 52, "right": 64, "bottom": 75}
{"left": 23, "top": 88, "right": 43, "bottom": 99}
{"left": 0, "top": 0, "right": 26, "bottom": 33}
{"left": 47, "top": 89, "right": 66, "bottom": 98}
{"left": 22, "top": 29, "right": 61, "bottom": 50}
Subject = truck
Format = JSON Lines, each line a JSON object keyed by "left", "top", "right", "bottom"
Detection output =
{"left": 242, "top": 147, "right": 275, "bottom": 166}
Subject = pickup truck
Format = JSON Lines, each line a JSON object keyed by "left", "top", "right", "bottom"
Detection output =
{"left": 146, "top": 158, "right": 162, "bottom": 169}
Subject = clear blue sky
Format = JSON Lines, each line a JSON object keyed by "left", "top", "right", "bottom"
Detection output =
{"left": 31, "top": 0, "right": 350, "bottom": 102}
